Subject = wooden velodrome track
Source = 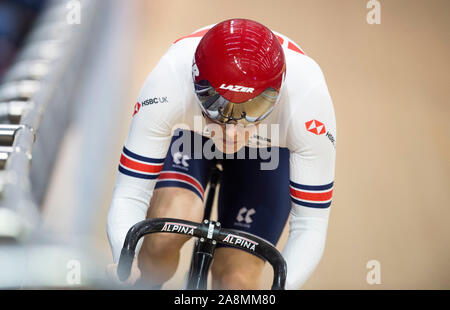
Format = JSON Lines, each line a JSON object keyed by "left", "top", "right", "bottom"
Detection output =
{"left": 44, "top": 0, "right": 449, "bottom": 289}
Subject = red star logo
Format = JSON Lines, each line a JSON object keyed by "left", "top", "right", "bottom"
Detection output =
{"left": 305, "top": 120, "right": 326, "bottom": 135}
{"left": 133, "top": 102, "right": 141, "bottom": 117}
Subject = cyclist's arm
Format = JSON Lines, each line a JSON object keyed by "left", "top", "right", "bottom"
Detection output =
{"left": 284, "top": 80, "right": 336, "bottom": 289}
{"left": 107, "top": 53, "right": 184, "bottom": 263}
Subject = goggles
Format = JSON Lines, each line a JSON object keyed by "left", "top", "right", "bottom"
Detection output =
{"left": 194, "top": 80, "right": 280, "bottom": 126}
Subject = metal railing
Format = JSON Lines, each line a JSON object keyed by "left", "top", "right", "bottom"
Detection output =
{"left": 0, "top": 0, "right": 101, "bottom": 239}
{"left": 0, "top": 0, "right": 134, "bottom": 289}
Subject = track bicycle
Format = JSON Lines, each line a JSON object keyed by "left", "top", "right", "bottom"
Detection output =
{"left": 117, "top": 164, "right": 287, "bottom": 290}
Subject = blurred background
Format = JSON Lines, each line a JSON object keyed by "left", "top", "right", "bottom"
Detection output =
{"left": 0, "top": 0, "right": 448, "bottom": 289}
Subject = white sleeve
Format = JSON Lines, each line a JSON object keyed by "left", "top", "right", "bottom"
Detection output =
{"left": 107, "top": 53, "right": 184, "bottom": 263}
{"left": 283, "top": 80, "right": 336, "bottom": 289}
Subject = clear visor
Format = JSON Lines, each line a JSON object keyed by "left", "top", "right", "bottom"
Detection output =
{"left": 195, "top": 81, "right": 280, "bottom": 126}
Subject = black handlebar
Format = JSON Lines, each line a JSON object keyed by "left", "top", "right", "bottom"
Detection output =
{"left": 117, "top": 218, "right": 287, "bottom": 290}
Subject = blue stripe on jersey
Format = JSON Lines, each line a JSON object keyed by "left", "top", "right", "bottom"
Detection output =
{"left": 122, "top": 147, "right": 165, "bottom": 164}
{"left": 118, "top": 165, "right": 160, "bottom": 179}
{"left": 155, "top": 180, "right": 203, "bottom": 201}
{"left": 291, "top": 197, "right": 332, "bottom": 209}
{"left": 290, "top": 180, "right": 334, "bottom": 191}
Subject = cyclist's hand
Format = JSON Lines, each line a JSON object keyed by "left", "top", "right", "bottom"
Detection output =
{"left": 106, "top": 259, "right": 141, "bottom": 286}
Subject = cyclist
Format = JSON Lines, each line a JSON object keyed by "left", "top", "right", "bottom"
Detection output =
{"left": 107, "top": 18, "right": 336, "bottom": 289}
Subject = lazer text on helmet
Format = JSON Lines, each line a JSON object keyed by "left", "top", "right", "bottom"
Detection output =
{"left": 219, "top": 84, "right": 254, "bottom": 93}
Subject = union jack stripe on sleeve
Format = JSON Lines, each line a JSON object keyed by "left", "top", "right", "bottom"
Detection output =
{"left": 290, "top": 181, "right": 334, "bottom": 208}
{"left": 118, "top": 147, "right": 165, "bottom": 179}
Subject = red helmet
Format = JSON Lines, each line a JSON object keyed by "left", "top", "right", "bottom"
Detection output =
{"left": 193, "top": 18, "right": 286, "bottom": 125}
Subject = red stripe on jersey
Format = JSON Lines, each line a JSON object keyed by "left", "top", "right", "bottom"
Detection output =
{"left": 174, "top": 29, "right": 211, "bottom": 44}
{"left": 290, "top": 187, "right": 333, "bottom": 202}
{"left": 276, "top": 35, "right": 284, "bottom": 45}
{"left": 158, "top": 172, "right": 204, "bottom": 196}
{"left": 120, "top": 154, "right": 163, "bottom": 173}
{"left": 288, "top": 41, "right": 304, "bottom": 54}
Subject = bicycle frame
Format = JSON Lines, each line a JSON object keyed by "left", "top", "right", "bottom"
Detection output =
{"left": 186, "top": 221, "right": 217, "bottom": 290}
{"left": 185, "top": 164, "right": 222, "bottom": 289}
{"left": 118, "top": 165, "right": 287, "bottom": 290}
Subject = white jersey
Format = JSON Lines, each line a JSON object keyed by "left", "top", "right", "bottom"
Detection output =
{"left": 107, "top": 25, "right": 336, "bottom": 289}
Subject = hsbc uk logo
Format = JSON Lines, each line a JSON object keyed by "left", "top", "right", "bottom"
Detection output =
{"left": 326, "top": 131, "right": 336, "bottom": 148}
{"left": 305, "top": 119, "right": 336, "bottom": 148}
{"left": 234, "top": 207, "right": 255, "bottom": 228}
{"left": 133, "top": 97, "right": 168, "bottom": 117}
{"left": 141, "top": 97, "right": 168, "bottom": 106}
{"left": 305, "top": 120, "right": 326, "bottom": 135}
{"left": 133, "top": 102, "right": 141, "bottom": 117}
